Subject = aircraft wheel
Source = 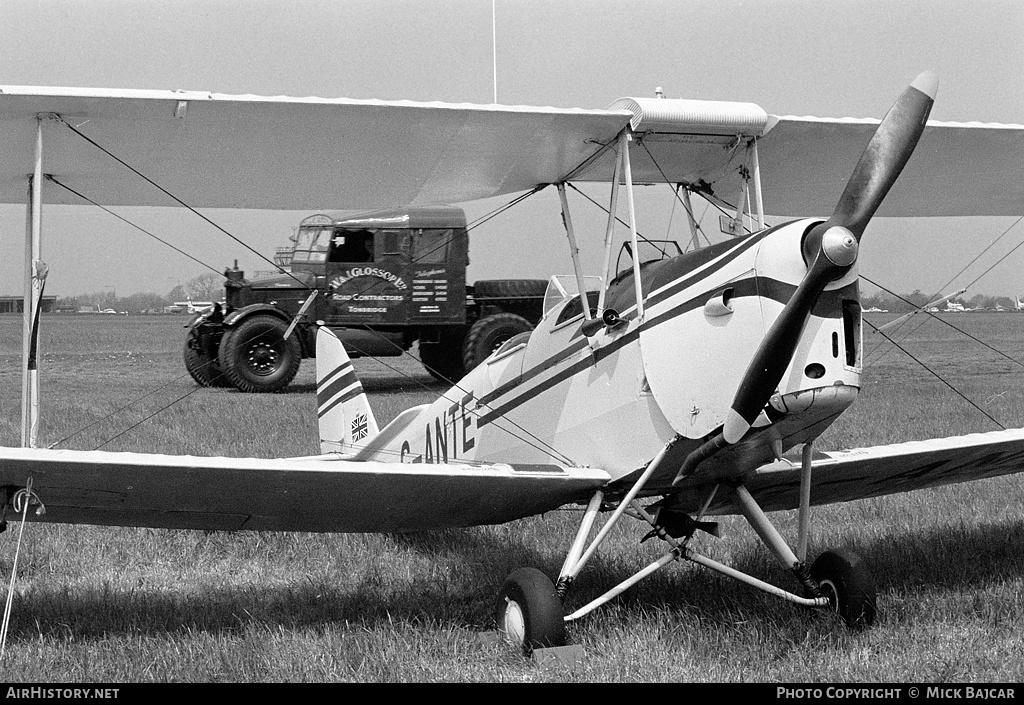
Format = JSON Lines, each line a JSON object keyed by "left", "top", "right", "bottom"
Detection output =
{"left": 810, "top": 549, "right": 877, "bottom": 628}
{"left": 495, "top": 568, "right": 565, "bottom": 656}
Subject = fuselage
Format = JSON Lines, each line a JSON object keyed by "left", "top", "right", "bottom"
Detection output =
{"left": 358, "top": 219, "right": 863, "bottom": 495}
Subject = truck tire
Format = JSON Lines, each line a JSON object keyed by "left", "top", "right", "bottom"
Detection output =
{"left": 462, "top": 313, "right": 533, "bottom": 373}
{"left": 183, "top": 334, "right": 228, "bottom": 387}
{"left": 419, "top": 328, "right": 467, "bottom": 384}
{"left": 218, "top": 314, "right": 301, "bottom": 393}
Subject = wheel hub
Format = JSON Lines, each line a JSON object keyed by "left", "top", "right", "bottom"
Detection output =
{"left": 817, "top": 578, "right": 839, "bottom": 612}
{"left": 502, "top": 597, "right": 526, "bottom": 646}
{"left": 246, "top": 342, "right": 280, "bottom": 375}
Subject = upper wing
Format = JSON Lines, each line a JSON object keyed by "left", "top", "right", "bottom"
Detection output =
{"left": 0, "top": 85, "right": 629, "bottom": 210}
{"left": 0, "top": 446, "right": 608, "bottom": 532}
{"left": 757, "top": 117, "right": 1024, "bottom": 217}
{"left": 674, "top": 427, "right": 1024, "bottom": 515}
{"left": 1, "top": 86, "right": 1021, "bottom": 216}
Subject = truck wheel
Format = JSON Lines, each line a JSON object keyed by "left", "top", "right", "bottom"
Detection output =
{"left": 219, "top": 314, "right": 301, "bottom": 393}
{"left": 462, "top": 313, "right": 533, "bottom": 373}
{"left": 183, "top": 334, "right": 228, "bottom": 387}
{"left": 419, "top": 328, "right": 467, "bottom": 384}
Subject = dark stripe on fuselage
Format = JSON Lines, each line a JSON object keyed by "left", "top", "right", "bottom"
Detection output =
{"left": 477, "top": 324, "right": 639, "bottom": 426}
{"left": 642, "top": 224, "right": 785, "bottom": 311}
{"left": 477, "top": 225, "right": 791, "bottom": 411}
{"left": 477, "top": 273, "right": 855, "bottom": 428}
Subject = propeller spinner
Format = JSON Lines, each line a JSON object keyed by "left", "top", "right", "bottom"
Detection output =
{"left": 722, "top": 71, "right": 937, "bottom": 445}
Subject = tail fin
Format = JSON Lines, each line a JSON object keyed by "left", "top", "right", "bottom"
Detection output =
{"left": 316, "top": 327, "right": 379, "bottom": 454}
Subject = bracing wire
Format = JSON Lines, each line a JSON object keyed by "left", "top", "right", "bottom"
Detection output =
{"left": 0, "top": 479, "right": 42, "bottom": 660}
{"left": 862, "top": 316, "right": 1006, "bottom": 431}
{"left": 932, "top": 213, "right": 1024, "bottom": 296}
{"left": 52, "top": 114, "right": 313, "bottom": 291}
{"left": 45, "top": 159, "right": 572, "bottom": 463}
{"left": 863, "top": 215, "right": 1024, "bottom": 364}
{"left": 47, "top": 369, "right": 210, "bottom": 451}
{"left": 315, "top": 333, "right": 578, "bottom": 466}
{"left": 47, "top": 175, "right": 223, "bottom": 276}
{"left": 637, "top": 139, "right": 765, "bottom": 241}
{"left": 862, "top": 276, "right": 1024, "bottom": 373}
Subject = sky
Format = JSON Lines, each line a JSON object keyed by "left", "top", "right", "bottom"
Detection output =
{"left": 0, "top": 0, "right": 1022, "bottom": 299}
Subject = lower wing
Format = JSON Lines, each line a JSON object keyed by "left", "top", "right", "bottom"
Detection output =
{"left": 0, "top": 447, "right": 609, "bottom": 533}
{"left": 669, "top": 427, "right": 1024, "bottom": 515}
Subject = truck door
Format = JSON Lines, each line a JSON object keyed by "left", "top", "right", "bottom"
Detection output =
{"left": 409, "top": 228, "right": 466, "bottom": 324}
{"left": 324, "top": 228, "right": 411, "bottom": 326}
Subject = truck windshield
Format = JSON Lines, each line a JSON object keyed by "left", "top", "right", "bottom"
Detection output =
{"left": 292, "top": 227, "right": 329, "bottom": 263}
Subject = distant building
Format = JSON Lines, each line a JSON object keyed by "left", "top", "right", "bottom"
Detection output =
{"left": 0, "top": 295, "right": 57, "bottom": 314}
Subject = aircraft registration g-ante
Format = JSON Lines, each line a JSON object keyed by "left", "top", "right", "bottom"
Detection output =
{"left": 1, "top": 71, "right": 1024, "bottom": 657}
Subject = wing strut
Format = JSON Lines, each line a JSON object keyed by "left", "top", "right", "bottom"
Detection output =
{"left": 595, "top": 135, "right": 625, "bottom": 317}
{"left": 620, "top": 131, "right": 645, "bottom": 320}
{"left": 21, "top": 117, "right": 44, "bottom": 449}
{"left": 749, "top": 139, "right": 766, "bottom": 230}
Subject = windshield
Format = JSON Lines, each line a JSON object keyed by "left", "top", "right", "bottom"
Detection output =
{"left": 291, "top": 226, "right": 329, "bottom": 263}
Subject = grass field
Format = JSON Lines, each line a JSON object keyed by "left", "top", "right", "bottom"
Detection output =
{"left": 0, "top": 312, "right": 1023, "bottom": 682}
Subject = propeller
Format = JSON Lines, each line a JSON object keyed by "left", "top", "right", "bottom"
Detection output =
{"left": 722, "top": 71, "right": 937, "bottom": 445}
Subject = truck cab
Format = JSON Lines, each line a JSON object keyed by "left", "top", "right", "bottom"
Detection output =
{"left": 295, "top": 207, "right": 468, "bottom": 329}
{"left": 186, "top": 206, "right": 545, "bottom": 392}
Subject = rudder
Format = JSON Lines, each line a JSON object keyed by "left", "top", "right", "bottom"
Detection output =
{"left": 316, "top": 327, "right": 379, "bottom": 454}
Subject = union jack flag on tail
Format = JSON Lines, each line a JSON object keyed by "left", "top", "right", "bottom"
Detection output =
{"left": 315, "top": 327, "right": 379, "bottom": 454}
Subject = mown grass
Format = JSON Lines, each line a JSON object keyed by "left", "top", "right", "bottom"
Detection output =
{"left": 0, "top": 312, "right": 1023, "bottom": 681}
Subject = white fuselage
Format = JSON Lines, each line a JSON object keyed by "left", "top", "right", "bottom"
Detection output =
{"left": 361, "top": 219, "right": 863, "bottom": 489}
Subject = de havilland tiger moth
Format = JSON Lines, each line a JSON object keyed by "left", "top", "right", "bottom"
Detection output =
{"left": 1, "top": 71, "right": 1024, "bottom": 655}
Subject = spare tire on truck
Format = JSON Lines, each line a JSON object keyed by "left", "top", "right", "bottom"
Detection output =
{"left": 218, "top": 314, "right": 302, "bottom": 393}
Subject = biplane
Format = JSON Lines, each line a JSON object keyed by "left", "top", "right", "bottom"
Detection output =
{"left": 1, "top": 71, "right": 1024, "bottom": 656}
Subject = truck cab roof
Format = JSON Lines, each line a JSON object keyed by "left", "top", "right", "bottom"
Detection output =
{"left": 301, "top": 205, "right": 466, "bottom": 231}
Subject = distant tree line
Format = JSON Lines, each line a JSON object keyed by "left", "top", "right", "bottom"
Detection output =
{"left": 862, "top": 289, "right": 1019, "bottom": 312}
{"left": 54, "top": 272, "right": 224, "bottom": 314}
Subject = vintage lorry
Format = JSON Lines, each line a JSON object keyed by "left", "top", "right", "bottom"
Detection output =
{"left": 184, "top": 206, "right": 547, "bottom": 392}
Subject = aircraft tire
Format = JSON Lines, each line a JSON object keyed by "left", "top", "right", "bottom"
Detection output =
{"left": 218, "top": 314, "right": 301, "bottom": 393}
{"left": 183, "top": 332, "right": 228, "bottom": 387}
{"left": 462, "top": 313, "right": 533, "bottom": 374}
{"left": 810, "top": 548, "right": 877, "bottom": 628}
{"left": 495, "top": 567, "right": 566, "bottom": 656}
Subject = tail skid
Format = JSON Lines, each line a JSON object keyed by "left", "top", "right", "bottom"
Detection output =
{"left": 316, "top": 327, "right": 379, "bottom": 454}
